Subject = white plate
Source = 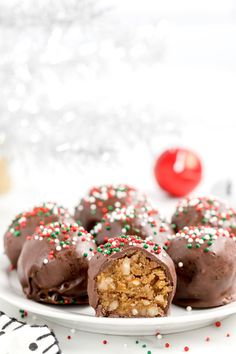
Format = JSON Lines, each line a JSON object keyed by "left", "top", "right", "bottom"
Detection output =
{"left": 0, "top": 254, "right": 236, "bottom": 336}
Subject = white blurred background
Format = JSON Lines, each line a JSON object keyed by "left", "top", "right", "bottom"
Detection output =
{"left": 0, "top": 0, "right": 236, "bottom": 224}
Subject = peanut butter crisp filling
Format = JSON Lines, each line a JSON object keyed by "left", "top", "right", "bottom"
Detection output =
{"left": 88, "top": 235, "right": 177, "bottom": 317}
{"left": 96, "top": 251, "right": 172, "bottom": 317}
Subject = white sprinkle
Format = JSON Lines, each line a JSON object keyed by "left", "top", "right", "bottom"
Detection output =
{"left": 43, "top": 259, "right": 48, "bottom": 264}
{"left": 56, "top": 246, "right": 62, "bottom": 251}
{"left": 178, "top": 262, "right": 183, "bottom": 268}
{"left": 157, "top": 334, "right": 162, "bottom": 340}
{"left": 70, "top": 328, "right": 76, "bottom": 334}
{"left": 186, "top": 306, "right": 192, "bottom": 311}
{"left": 90, "top": 204, "right": 96, "bottom": 210}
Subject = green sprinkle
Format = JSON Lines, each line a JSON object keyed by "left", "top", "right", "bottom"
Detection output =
{"left": 207, "top": 241, "right": 213, "bottom": 246}
{"left": 204, "top": 247, "right": 210, "bottom": 253}
{"left": 195, "top": 244, "right": 201, "bottom": 248}
{"left": 135, "top": 340, "right": 139, "bottom": 344}
{"left": 106, "top": 226, "right": 111, "bottom": 231}
{"left": 143, "top": 244, "right": 148, "bottom": 249}
{"left": 142, "top": 344, "right": 147, "bottom": 348}
{"left": 83, "top": 253, "right": 88, "bottom": 257}
{"left": 187, "top": 244, "right": 192, "bottom": 249}
{"left": 14, "top": 231, "right": 20, "bottom": 237}
{"left": 108, "top": 206, "right": 114, "bottom": 211}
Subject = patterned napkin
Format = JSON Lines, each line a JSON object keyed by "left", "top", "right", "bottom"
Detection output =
{"left": 0, "top": 312, "right": 61, "bottom": 354}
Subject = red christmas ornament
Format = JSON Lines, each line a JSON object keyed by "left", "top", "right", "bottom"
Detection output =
{"left": 154, "top": 148, "right": 202, "bottom": 197}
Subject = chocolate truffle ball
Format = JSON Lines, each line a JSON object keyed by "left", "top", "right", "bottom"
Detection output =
{"left": 74, "top": 184, "right": 147, "bottom": 231}
{"left": 4, "top": 202, "right": 71, "bottom": 268}
{"left": 17, "top": 222, "right": 96, "bottom": 305}
{"left": 88, "top": 235, "right": 176, "bottom": 317}
{"left": 91, "top": 205, "right": 173, "bottom": 246}
{"left": 172, "top": 196, "right": 236, "bottom": 233}
{"left": 167, "top": 226, "right": 236, "bottom": 308}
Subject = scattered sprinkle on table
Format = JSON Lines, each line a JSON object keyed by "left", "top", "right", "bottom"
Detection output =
{"left": 215, "top": 321, "right": 221, "bottom": 327}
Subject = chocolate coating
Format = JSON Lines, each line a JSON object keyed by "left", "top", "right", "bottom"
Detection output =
{"left": 4, "top": 202, "right": 71, "bottom": 268}
{"left": 172, "top": 196, "right": 236, "bottom": 233}
{"left": 88, "top": 235, "right": 176, "bottom": 317}
{"left": 74, "top": 184, "right": 147, "bottom": 231}
{"left": 167, "top": 226, "right": 236, "bottom": 308}
{"left": 17, "top": 222, "right": 96, "bottom": 304}
{"left": 91, "top": 205, "right": 173, "bottom": 246}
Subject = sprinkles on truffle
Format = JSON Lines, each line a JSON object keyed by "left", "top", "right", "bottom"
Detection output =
{"left": 97, "top": 235, "right": 163, "bottom": 256}
{"left": 174, "top": 196, "right": 236, "bottom": 230}
{"left": 76, "top": 184, "right": 146, "bottom": 215}
{"left": 7, "top": 202, "right": 70, "bottom": 238}
{"left": 169, "top": 226, "right": 236, "bottom": 252}
{"left": 92, "top": 205, "right": 171, "bottom": 244}
{"left": 31, "top": 222, "right": 96, "bottom": 264}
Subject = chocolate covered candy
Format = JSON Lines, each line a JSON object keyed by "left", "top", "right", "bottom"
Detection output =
{"left": 172, "top": 196, "right": 236, "bottom": 233}
{"left": 91, "top": 205, "right": 173, "bottom": 246}
{"left": 167, "top": 226, "right": 236, "bottom": 308}
{"left": 88, "top": 235, "right": 176, "bottom": 317}
{"left": 4, "top": 202, "right": 71, "bottom": 268}
{"left": 17, "top": 222, "right": 96, "bottom": 305}
{"left": 74, "top": 184, "right": 147, "bottom": 231}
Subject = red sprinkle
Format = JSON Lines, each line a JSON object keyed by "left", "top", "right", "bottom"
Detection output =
{"left": 184, "top": 346, "right": 189, "bottom": 352}
{"left": 67, "top": 336, "right": 71, "bottom": 340}
{"left": 205, "top": 337, "right": 210, "bottom": 342}
{"left": 226, "top": 333, "right": 230, "bottom": 337}
{"left": 215, "top": 321, "right": 221, "bottom": 327}
{"left": 102, "top": 340, "right": 108, "bottom": 345}
{"left": 165, "top": 343, "right": 170, "bottom": 348}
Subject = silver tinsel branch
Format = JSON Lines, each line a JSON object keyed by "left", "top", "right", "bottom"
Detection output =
{"left": 0, "top": 0, "right": 181, "bottom": 182}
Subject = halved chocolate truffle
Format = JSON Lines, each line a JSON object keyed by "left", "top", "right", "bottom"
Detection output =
{"left": 167, "top": 226, "right": 236, "bottom": 308}
{"left": 88, "top": 235, "right": 176, "bottom": 317}
{"left": 74, "top": 184, "right": 147, "bottom": 231}
{"left": 91, "top": 205, "right": 173, "bottom": 246}
{"left": 172, "top": 196, "right": 236, "bottom": 233}
{"left": 4, "top": 202, "right": 71, "bottom": 268}
{"left": 17, "top": 222, "right": 96, "bottom": 305}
